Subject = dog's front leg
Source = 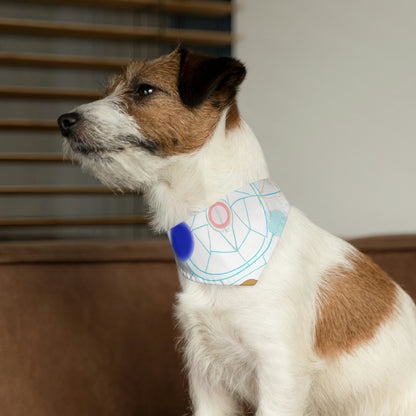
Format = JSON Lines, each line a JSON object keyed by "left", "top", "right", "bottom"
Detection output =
{"left": 189, "top": 368, "right": 241, "bottom": 416}
{"left": 254, "top": 348, "right": 312, "bottom": 416}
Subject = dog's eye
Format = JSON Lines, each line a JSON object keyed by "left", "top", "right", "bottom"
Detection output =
{"left": 134, "top": 84, "right": 156, "bottom": 98}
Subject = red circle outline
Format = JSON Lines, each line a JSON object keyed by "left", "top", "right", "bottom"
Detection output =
{"left": 208, "top": 202, "right": 231, "bottom": 229}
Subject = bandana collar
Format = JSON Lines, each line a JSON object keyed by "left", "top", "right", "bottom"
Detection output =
{"left": 168, "top": 179, "right": 290, "bottom": 286}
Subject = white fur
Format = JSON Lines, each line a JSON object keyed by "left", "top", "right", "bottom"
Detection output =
{"left": 64, "top": 97, "right": 416, "bottom": 415}
{"left": 63, "top": 88, "right": 168, "bottom": 191}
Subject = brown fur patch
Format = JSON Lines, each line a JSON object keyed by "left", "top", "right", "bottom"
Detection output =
{"left": 226, "top": 99, "right": 241, "bottom": 131}
{"left": 108, "top": 50, "right": 224, "bottom": 156}
{"left": 315, "top": 251, "right": 398, "bottom": 358}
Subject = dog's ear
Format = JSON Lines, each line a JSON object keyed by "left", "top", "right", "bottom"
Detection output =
{"left": 178, "top": 48, "right": 246, "bottom": 108}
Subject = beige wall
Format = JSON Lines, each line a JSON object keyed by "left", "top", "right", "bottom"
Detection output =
{"left": 234, "top": 0, "right": 416, "bottom": 238}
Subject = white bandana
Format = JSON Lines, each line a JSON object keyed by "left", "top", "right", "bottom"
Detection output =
{"left": 169, "top": 179, "right": 290, "bottom": 286}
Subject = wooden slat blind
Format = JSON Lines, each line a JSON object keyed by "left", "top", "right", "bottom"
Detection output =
{"left": 0, "top": 87, "right": 102, "bottom": 101}
{"left": 0, "top": 18, "right": 235, "bottom": 47}
{"left": 10, "top": 0, "right": 235, "bottom": 17}
{"left": 0, "top": 215, "right": 147, "bottom": 227}
{"left": 0, "top": 186, "right": 133, "bottom": 194}
{"left": 0, "top": 120, "right": 58, "bottom": 130}
{"left": 0, "top": 153, "right": 63, "bottom": 162}
{"left": 0, "top": 53, "right": 129, "bottom": 70}
{"left": 0, "top": 0, "right": 234, "bottom": 239}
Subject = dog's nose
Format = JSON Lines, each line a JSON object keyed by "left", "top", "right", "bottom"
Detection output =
{"left": 57, "top": 112, "right": 80, "bottom": 136}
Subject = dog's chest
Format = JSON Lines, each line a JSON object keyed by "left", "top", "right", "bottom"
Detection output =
{"left": 176, "top": 290, "right": 257, "bottom": 393}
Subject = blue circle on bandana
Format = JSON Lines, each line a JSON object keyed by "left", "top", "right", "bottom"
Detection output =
{"left": 269, "top": 210, "right": 287, "bottom": 236}
{"left": 170, "top": 222, "right": 194, "bottom": 262}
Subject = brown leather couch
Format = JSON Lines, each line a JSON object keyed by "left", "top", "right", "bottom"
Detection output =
{"left": 0, "top": 236, "right": 415, "bottom": 416}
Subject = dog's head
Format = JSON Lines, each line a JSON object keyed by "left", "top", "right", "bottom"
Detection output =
{"left": 58, "top": 47, "right": 246, "bottom": 191}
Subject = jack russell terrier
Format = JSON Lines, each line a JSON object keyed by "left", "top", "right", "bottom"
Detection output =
{"left": 58, "top": 47, "right": 416, "bottom": 415}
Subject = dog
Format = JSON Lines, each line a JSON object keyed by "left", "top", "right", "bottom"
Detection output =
{"left": 58, "top": 47, "right": 416, "bottom": 415}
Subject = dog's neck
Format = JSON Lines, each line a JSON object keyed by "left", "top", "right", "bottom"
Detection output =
{"left": 145, "top": 111, "right": 270, "bottom": 233}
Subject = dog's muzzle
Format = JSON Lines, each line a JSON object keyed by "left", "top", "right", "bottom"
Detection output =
{"left": 57, "top": 112, "right": 80, "bottom": 137}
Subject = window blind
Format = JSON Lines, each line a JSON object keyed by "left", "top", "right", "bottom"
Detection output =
{"left": 0, "top": 0, "right": 234, "bottom": 241}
